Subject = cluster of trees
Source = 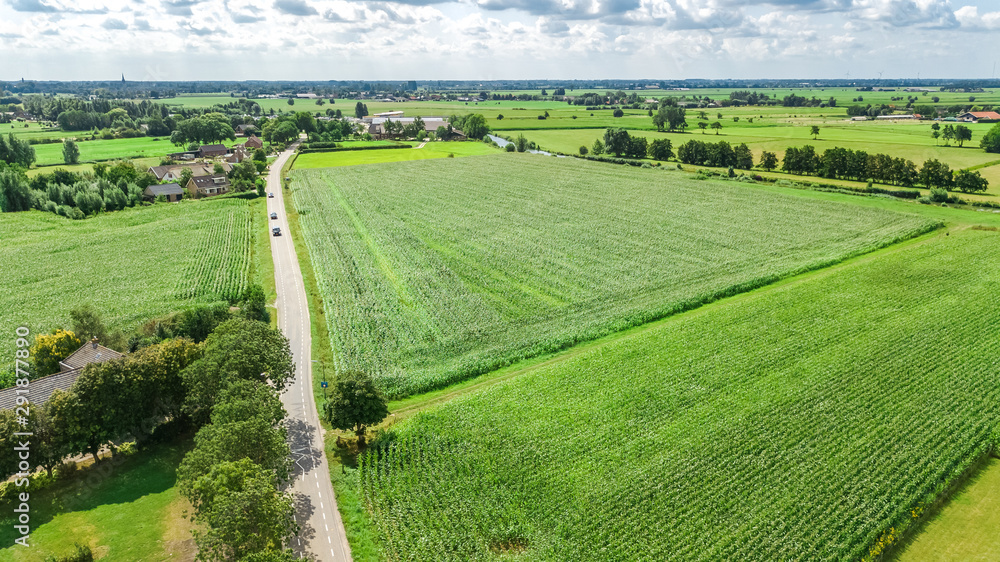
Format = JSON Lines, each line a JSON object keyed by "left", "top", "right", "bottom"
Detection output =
{"left": 382, "top": 117, "right": 430, "bottom": 139}
{"left": 653, "top": 105, "right": 687, "bottom": 132}
{"left": 727, "top": 91, "right": 773, "bottom": 106}
{"left": 0, "top": 161, "right": 157, "bottom": 216}
{"left": 782, "top": 94, "right": 836, "bottom": 108}
{"left": 0, "top": 133, "right": 36, "bottom": 167}
{"left": 677, "top": 140, "right": 755, "bottom": 169}
{"left": 0, "top": 315, "right": 299, "bottom": 561}
{"left": 447, "top": 114, "right": 489, "bottom": 139}
{"left": 930, "top": 123, "right": 973, "bottom": 146}
{"left": 170, "top": 113, "right": 237, "bottom": 146}
{"left": 779, "top": 145, "right": 988, "bottom": 192}
{"left": 846, "top": 104, "right": 896, "bottom": 117}
{"left": 585, "top": 129, "right": 673, "bottom": 161}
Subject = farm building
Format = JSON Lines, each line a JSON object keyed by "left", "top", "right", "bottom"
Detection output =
{"left": 874, "top": 114, "right": 917, "bottom": 120}
{"left": 243, "top": 135, "right": 263, "bottom": 150}
{"left": 0, "top": 338, "right": 122, "bottom": 410}
{"left": 198, "top": 144, "right": 229, "bottom": 158}
{"left": 363, "top": 116, "right": 460, "bottom": 139}
{"left": 143, "top": 183, "right": 184, "bottom": 202}
{"left": 235, "top": 124, "right": 259, "bottom": 136}
{"left": 187, "top": 174, "right": 230, "bottom": 197}
{"left": 957, "top": 111, "right": 1000, "bottom": 123}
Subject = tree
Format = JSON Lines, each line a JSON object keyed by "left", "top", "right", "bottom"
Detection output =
{"left": 0, "top": 133, "right": 36, "bottom": 167}
{"left": 496, "top": 114, "right": 504, "bottom": 121}
{"left": 698, "top": 122, "right": 707, "bottom": 134}
{"left": 942, "top": 124, "right": 955, "bottom": 146}
{"left": 810, "top": 125, "right": 820, "bottom": 140}
{"left": 612, "top": 108, "right": 624, "bottom": 118}
{"left": 919, "top": 158, "right": 952, "bottom": 188}
{"left": 462, "top": 114, "right": 489, "bottom": 140}
{"left": 954, "top": 169, "right": 989, "bottom": 193}
{"left": 354, "top": 102, "right": 369, "bottom": 119}
{"left": 603, "top": 128, "right": 631, "bottom": 157}
{"left": 653, "top": 106, "right": 686, "bottom": 132}
{"left": 253, "top": 148, "right": 267, "bottom": 163}
{"left": 932, "top": 130, "right": 940, "bottom": 145}
{"left": 62, "top": 139, "right": 80, "bottom": 164}
{"left": 69, "top": 304, "right": 124, "bottom": 351}
{"left": 186, "top": 459, "right": 297, "bottom": 562}
{"left": 514, "top": 134, "right": 529, "bottom": 153}
{"left": 322, "top": 370, "right": 388, "bottom": 447}
{"left": 228, "top": 160, "right": 259, "bottom": 193}
{"left": 30, "top": 329, "right": 82, "bottom": 377}
{"left": 734, "top": 143, "right": 753, "bottom": 169}
{"left": 181, "top": 319, "right": 295, "bottom": 424}
{"left": 954, "top": 125, "right": 973, "bottom": 148}
{"left": 591, "top": 139, "right": 604, "bottom": 156}
{"left": 647, "top": 139, "right": 673, "bottom": 161}
{"left": 711, "top": 122, "right": 723, "bottom": 135}
{"left": 982, "top": 123, "right": 1000, "bottom": 153}
{"left": 241, "top": 284, "right": 270, "bottom": 323}
{"left": 286, "top": 98, "right": 294, "bottom": 106}
{"left": 0, "top": 168, "right": 33, "bottom": 213}
{"left": 579, "top": 145, "right": 588, "bottom": 155}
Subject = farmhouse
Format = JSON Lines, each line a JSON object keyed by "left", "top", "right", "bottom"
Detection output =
{"left": 957, "top": 111, "right": 1000, "bottom": 123}
{"left": 148, "top": 162, "right": 232, "bottom": 182}
{"left": 363, "top": 116, "right": 458, "bottom": 139}
{"left": 244, "top": 135, "right": 264, "bottom": 150}
{"left": 143, "top": 183, "right": 184, "bottom": 202}
{"left": 235, "top": 124, "right": 259, "bottom": 136}
{"left": 187, "top": 174, "right": 230, "bottom": 197}
{"left": 0, "top": 338, "right": 122, "bottom": 410}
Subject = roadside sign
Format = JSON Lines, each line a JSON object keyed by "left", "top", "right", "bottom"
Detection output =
{"left": 321, "top": 381, "right": 328, "bottom": 388}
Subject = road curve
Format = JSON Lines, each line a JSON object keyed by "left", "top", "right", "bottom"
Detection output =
{"left": 267, "top": 145, "right": 352, "bottom": 561}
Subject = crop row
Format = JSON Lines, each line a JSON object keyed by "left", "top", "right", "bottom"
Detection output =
{"left": 359, "top": 229, "right": 1000, "bottom": 561}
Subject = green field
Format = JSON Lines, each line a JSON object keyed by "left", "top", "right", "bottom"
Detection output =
{"left": 294, "top": 141, "right": 498, "bottom": 169}
{"left": 290, "top": 155, "right": 934, "bottom": 398}
{"left": 895, "top": 458, "right": 1000, "bottom": 561}
{"left": 359, "top": 226, "right": 1000, "bottom": 561}
{"left": 0, "top": 198, "right": 262, "bottom": 360}
{"left": 0, "top": 441, "right": 195, "bottom": 562}
{"left": 29, "top": 136, "right": 248, "bottom": 166}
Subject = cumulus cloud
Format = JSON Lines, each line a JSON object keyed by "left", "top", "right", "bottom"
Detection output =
{"left": 102, "top": 17, "right": 129, "bottom": 29}
{"left": 8, "top": 0, "right": 57, "bottom": 11}
{"left": 274, "top": 0, "right": 318, "bottom": 15}
{"left": 162, "top": 0, "right": 204, "bottom": 16}
{"left": 954, "top": 4, "right": 1000, "bottom": 28}
{"left": 852, "top": 0, "right": 959, "bottom": 27}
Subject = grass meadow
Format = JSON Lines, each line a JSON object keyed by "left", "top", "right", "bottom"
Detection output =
{"left": 360, "top": 226, "right": 1000, "bottom": 561}
{"left": 294, "top": 141, "right": 499, "bottom": 169}
{"left": 0, "top": 441, "right": 196, "bottom": 562}
{"left": 290, "top": 154, "right": 935, "bottom": 399}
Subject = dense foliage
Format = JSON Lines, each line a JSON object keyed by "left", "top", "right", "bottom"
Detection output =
{"left": 361, "top": 229, "right": 1000, "bottom": 561}
{"left": 291, "top": 156, "right": 935, "bottom": 398}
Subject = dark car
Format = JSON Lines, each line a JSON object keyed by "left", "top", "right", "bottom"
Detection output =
{"left": 270, "top": 212, "right": 278, "bottom": 220}
{"left": 268, "top": 192, "right": 275, "bottom": 198}
{"left": 272, "top": 227, "right": 281, "bottom": 236}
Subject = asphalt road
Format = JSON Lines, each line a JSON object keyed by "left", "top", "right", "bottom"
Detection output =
{"left": 267, "top": 145, "right": 352, "bottom": 561}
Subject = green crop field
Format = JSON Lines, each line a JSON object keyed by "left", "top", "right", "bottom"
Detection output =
{"left": 289, "top": 155, "right": 935, "bottom": 399}
{"left": 30, "top": 136, "right": 176, "bottom": 165}
{"left": 293, "top": 141, "right": 498, "bottom": 169}
{"left": 0, "top": 198, "right": 263, "bottom": 360}
{"left": 359, "top": 227, "right": 1000, "bottom": 561}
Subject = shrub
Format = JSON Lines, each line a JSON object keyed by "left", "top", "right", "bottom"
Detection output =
{"left": 929, "top": 187, "right": 949, "bottom": 203}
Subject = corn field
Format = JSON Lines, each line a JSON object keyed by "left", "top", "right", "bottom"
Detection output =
{"left": 360, "top": 229, "right": 1000, "bottom": 561}
{"left": 0, "top": 198, "right": 260, "bottom": 360}
{"left": 291, "top": 156, "right": 936, "bottom": 399}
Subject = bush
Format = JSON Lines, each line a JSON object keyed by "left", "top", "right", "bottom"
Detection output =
{"left": 930, "top": 187, "right": 949, "bottom": 202}
{"left": 55, "top": 460, "right": 78, "bottom": 480}
{"left": 579, "top": 146, "right": 588, "bottom": 155}
{"left": 44, "top": 544, "right": 94, "bottom": 562}
{"left": 505, "top": 144, "right": 515, "bottom": 152}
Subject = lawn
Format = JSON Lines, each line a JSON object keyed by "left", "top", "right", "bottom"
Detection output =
{"left": 31, "top": 136, "right": 175, "bottom": 166}
{"left": 293, "top": 141, "right": 498, "bottom": 169}
{"left": 0, "top": 197, "right": 264, "bottom": 361}
{"left": 360, "top": 226, "right": 1000, "bottom": 561}
{"left": 289, "top": 154, "right": 935, "bottom": 399}
{"left": 895, "top": 458, "right": 1000, "bottom": 562}
{"left": 0, "top": 441, "right": 196, "bottom": 562}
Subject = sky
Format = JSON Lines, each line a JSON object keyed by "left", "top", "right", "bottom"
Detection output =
{"left": 0, "top": 0, "right": 999, "bottom": 81}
